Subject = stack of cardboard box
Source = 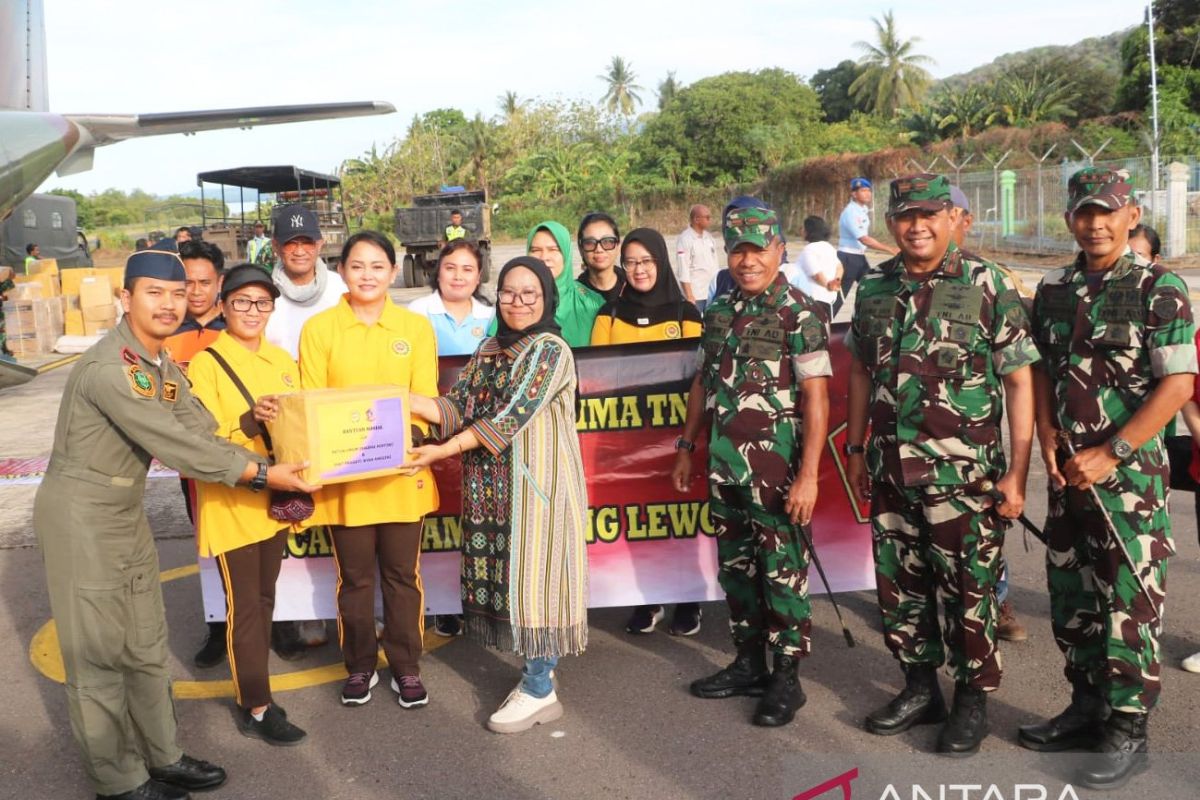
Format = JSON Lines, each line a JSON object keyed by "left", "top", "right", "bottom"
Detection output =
{"left": 2, "top": 296, "right": 61, "bottom": 359}
{"left": 78, "top": 275, "right": 116, "bottom": 336}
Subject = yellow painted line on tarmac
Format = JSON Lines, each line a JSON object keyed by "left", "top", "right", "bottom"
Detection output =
{"left": 35, "top": 354, "right": 80, "bottom": 374}
{"left": 29, "top": 562, "right": 455, "bottom": 699}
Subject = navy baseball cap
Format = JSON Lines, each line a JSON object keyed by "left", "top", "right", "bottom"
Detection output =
{"left": 272, "top": 204, "right": 322, "bottom": 244}
{"left": 851, "top": 177, "right": 872, "bottom": 191}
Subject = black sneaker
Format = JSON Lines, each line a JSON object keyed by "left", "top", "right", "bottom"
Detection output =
{"left": 271, "top": 621, "right": 307, "bottom": 662}
{"left": 433, "top": 614, "right": 463, "bottom": 637}
{"left": 669, "top": 604, "right": 703, "bottom": 636}
{"left": 192, "top": 622, "right": 226, "bottom": 669}
{"left": 625, "top": 605, "right": 664, "bottom": 634}
{"left": 238, "top": 705, "right": 307, "bottom": 746}
{"left": 341, "top": 671, "right": 379, "bottom": 706}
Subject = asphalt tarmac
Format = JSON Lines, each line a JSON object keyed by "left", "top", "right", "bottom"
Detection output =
{"left": 2, "top": 254, "right": 1200, "bottom": 799}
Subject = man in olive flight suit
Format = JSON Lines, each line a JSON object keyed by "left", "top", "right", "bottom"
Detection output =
{"left": 34, "top": 250, "right": 316, "bottom": 800}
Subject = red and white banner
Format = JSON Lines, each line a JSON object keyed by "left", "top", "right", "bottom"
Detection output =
{"left": 200, "top": 325, "right": 874, "bottom": 620}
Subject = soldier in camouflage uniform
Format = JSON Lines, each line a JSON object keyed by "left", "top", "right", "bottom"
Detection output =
{"left": 845, "top": 174, "right": 1039, "bottom": 757}
{"left": 1018, "top": 168, "right": 1196, "bottom": 790}
{"left": 671, "top": 198, "right": 831, "bottom": 728}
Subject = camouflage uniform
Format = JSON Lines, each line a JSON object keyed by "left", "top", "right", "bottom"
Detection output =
{"left": 0, "top": 271, "right": 14, "bottom": 356}
{"left": 699, "top": 265, "right": 832, "bottom": 657}
{"left": 1033, "top": 223, "right": 1195, "bottom": 713}
{"left": 847, "top": 176, "right": 1040, "bottom": 691}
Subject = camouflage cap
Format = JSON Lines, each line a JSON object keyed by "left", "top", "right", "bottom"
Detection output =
{"left": 722, "top": 202, "right": 782, "bottom": 252}
{"left": 1067, "top": 167, "right": 1133, "bottom": 213}
{"left": 887, "top": 173, "right": 952, "bottom": 216}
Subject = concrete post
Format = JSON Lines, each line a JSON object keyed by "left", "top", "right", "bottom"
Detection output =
{"left": 1166, "top": 161, "right": 1188, "bottom": 259}
{"left": 1000, "top": 170, "right": 1017, "bottom": 237}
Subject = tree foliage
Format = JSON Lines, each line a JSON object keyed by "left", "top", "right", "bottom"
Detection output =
{"left": 599, "top": 56, "right": 644, "bottom": 116}
{"left": 810, "top": 60, "right": 864, "bottom": 123}
{"left": 849, "top": 10, "right": 935, "bottom": 117}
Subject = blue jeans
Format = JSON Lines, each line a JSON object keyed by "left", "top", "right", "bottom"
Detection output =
{"left": 521, "top": 657, "right": 558, "bottom": 698}
{"left": 996, "top": 560, "right": 1009, "bottom": 604}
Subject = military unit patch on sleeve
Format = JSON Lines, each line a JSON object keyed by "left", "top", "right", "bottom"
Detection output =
{"left": 126, "top": 365, "right": 156, "bottom": 398}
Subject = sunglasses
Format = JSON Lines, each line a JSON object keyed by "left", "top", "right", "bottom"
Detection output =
{"left": 580, "top": 236, "right": 619, "bottom": 252}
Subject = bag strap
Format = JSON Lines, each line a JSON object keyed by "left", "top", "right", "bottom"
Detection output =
{"left": 203, "top": 347, "right": 276, "bottom": 457}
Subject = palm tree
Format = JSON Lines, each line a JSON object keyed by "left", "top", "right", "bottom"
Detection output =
{"left": 599, "top": 56, "right": 644, "bottom": 115}
{"left": 497, "top": 90, "right": 523, "bottom": 121}
{"left": 936, "top": 86, "right": 999, "bottom": 140}
{"left": 657, "top": 71, "right": 680, "bottom": 110}
{"left": 849, "top": 10, "right": 935, "bottom": 117}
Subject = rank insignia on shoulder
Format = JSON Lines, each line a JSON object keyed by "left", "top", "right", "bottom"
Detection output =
{"left": 120, "top": 347, "right": 140, "bottom": 366}
{"left": 127, "top": 365, "right": 156, "bottom": 398}
{"left": 162, "top": 381, "right": 179, "bottom": 403}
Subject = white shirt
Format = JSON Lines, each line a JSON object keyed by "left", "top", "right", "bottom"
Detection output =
{"left": 264, "top": 267, "right": 348, "bottom": 359}
{"left": 675, "top": 226, "right": 720, "bottom": 298}
{"left": 784, "top": 241, "right": 841, "bottom": 306}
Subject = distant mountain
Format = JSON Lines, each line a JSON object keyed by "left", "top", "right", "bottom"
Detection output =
{"left": 937, "top": 28, "right": 1132, "bottom": 90}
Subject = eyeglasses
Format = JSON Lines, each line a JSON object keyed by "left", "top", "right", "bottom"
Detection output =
{"left": 227, "top": 297, "right": 275, "bottom": 312}
{"left": 281, "top": 238, "right": 316, "bottom": 251}
{"left": 580, "top": 236, "right": 619, "bottom": 252}
{"left": 622, "top": 257, "right": 656, "bottom": 271}
{"left": 497, "top": 288, "right": 543, "bottom": 306}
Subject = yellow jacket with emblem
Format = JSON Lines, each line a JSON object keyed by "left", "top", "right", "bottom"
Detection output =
{"left": 188, "top": 331, "right": 301, "bottom": 557}
{"left": 299, "top": 295, "right": 439, "bottom": 526}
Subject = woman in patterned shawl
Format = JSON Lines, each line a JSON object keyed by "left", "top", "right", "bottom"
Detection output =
{"left": 407, "top": 255, "right": 589, "bottom": 734}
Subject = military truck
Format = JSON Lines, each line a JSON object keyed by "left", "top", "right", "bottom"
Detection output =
{"left": 196, "top": 166, "right": 349, "bottom": 267}
{"left": 393, "top": 188, "right": 491, "bottom": 287}
{"left": 1, "top": 193, "right": 93, "bottom": 270}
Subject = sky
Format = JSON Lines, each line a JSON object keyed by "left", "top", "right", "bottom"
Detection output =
{"left": 36, "top": 0, "right": 1146, "bottom": 197}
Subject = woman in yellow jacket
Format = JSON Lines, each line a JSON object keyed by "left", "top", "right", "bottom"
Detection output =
{"left": 299, "top": 231, "right": 440, "bottom": 709}
{"left": 590, "top": 228, "right": 706, "bottom": 637}
{"left": 590, "top": 227, "right": 703, "bottom": 345}
{"left": 188, "top": 264, "right": 311, "bottom": 746}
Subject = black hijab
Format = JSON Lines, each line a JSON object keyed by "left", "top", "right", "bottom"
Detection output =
{"left": 494, "top": 256, "right": 562, "bottom": 349}
{"left": 607, "top": 228, "right": 703, "bottom": 327}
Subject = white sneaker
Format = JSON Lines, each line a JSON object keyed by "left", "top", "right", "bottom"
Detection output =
{"left": 487, "top": 689, "right": 563, "bottom": 734}
{"left": 1182, "top": 651, "right": 1200, "bottom": 674}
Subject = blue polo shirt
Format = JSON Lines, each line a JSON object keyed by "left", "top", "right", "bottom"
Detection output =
{"left": 406, "top": 291, "right": 496, "bottom": 356}
{"left": 837, "top": 200, "right": 871, "bottom": 254}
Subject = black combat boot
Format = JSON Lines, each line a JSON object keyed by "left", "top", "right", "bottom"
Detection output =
{"left": 865, "top": 664, "right": 947, "bottom": 735}
{"left": 936, "top": 683, "right": 988, "bottom": 757}
{"left": 1076, "top": 710, "right": 1149, "bottom": 790}
{"left": 1018, "top": 680, "right": 1108, "bottom": 752}
{"left": 752, "top": 654, "right": 806, "bottom": 727}
{"left": 690, "top": 642, "right": 769, "bottom": 698}
{"left": 192, "top": 621, "right": 227, "bottom": 669}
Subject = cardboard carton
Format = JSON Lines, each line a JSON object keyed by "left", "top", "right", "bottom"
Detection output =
{"left": 268, "top": 386, "right": 412, "bottom": 485}
{"left": 65, "top": 310, "right": 85, "bottom": 336}
{"left": 78, "top": 276, "right": 113, "bottom": 309}
{"left": 28, "top": 258, "right": 59, "bottom": 277}
{"left": 82, "top": 303, "right": 117, "bottom": 323}
{"left": 60, "top": 268, "right": 97, "bottom": 297}
{"left": 83, "top": 317, "right": 115, "bottom": 336}
{"left": 14, "top": 272, "right": 59, "bottom": 297}
{"left": 10, "top": 282, "right": 43, "bottom": 301}
{"left": 97, "top": 267, "right": 125, "bottom": 296}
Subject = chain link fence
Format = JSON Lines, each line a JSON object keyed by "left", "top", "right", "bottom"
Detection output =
{"left": 868, "top": 154, "right": 1200, "bottom": 260}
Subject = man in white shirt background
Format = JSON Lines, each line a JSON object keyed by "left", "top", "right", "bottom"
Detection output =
{"left": 264, "top": 203, "right": 348, "bottom": 360}
{"left": 836, "top": 178, "right": 898, "bottom": 305}
{"left": 675, "top": 204, "right": 720, "bottom": 312}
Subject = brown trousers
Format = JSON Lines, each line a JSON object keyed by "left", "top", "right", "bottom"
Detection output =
{"left": 215, "top": 529, "right": 289, "bottom": 709}
{"left": 331, "top": 522, "right": 425, "bottom": 676}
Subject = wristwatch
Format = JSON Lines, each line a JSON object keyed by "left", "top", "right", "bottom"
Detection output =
{"left": 250, "top": 461, "right": 269, "bottom": 492}
{"left": 675, "top": 437, "right": 696, "bottom": 453}
{"left": 843, "top": 443, "right": 866, "bottom": 457}
{"left": 1109, "top": 437, "right": 1133, "bottom": 461}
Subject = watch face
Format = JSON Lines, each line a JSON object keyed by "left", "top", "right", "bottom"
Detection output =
{"left": 1112, "top": 439, "right": 1133, "bottom": 459}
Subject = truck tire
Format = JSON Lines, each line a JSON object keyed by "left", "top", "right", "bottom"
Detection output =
{"left": 479, "top": 242, "right": 492, "bottom": 283}
{"left": 401, "top": 254, "right": 417, "bottom": 288}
